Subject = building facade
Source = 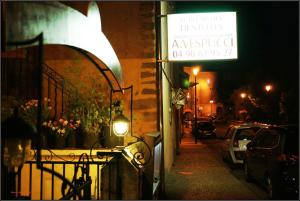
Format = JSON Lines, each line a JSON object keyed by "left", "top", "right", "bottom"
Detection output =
{"left": 1, "top": 1, "right": 181, "bottom": 199}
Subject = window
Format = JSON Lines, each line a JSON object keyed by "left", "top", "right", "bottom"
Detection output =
{"left": 235, "top": 128, "right": 258, "bottom": 141}
{"left": 254, "top": 130, "right": 279, "bottom": 148}
{"left": 261, "top": 133, "right": 279, "bottom": 148}
{"left": 224, "top": 126, "right": 235, "bottom": 139}
{"left": 283, "top": 128, "right": 299, "bottom": 155}
{"left": 197, "top": 122, "right": 214, "bottom": 130}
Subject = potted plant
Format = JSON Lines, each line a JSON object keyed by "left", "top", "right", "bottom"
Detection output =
{"left": 17, "top": 98, "right": 52, "bottom": 148}
{"left": 67, "top": 88, "right": 110, "bottom": 149}
{"left": 42, "top": 117, "right": 80, "bottom": 149}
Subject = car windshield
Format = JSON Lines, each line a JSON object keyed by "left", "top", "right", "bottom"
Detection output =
{"left": 197, "top": 117, "right": 211, "bottom": 122}
{"left": 235, "top": 128, "right": 259, "bottom": 140}
{"left": 283, "top": 127, "right": 299, "bottom": 155}
{"left": 183, "top": 112, "right": 193, "bottom": 121}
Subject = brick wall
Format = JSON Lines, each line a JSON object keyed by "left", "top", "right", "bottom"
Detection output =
{"left": 99, "top": 2, "right": 158, "bottom": 139}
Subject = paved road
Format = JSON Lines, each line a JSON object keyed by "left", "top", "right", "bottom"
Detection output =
{"left": 164, "top": 124, "right": 268, "bottom": 200}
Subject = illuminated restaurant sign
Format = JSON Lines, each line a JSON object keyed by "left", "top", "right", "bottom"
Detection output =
{"left": 167, "top": 12, "right": 238, "bottom": 61}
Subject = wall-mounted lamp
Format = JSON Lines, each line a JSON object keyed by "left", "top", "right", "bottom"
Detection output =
{"left": 110, "top": 85, "right": 152, "bottom": 167}
{"left": 112, "top": 112, "right": 129, "bottom": 136}
{"left": 111, "top": 98, "right": 130, "bottom": 137}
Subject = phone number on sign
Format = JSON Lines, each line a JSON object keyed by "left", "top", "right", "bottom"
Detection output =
{"left": 171, "top": 48, "right": 235, "bottom": 60}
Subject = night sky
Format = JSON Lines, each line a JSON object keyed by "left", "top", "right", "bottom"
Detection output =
{"left": 174, "top": 1, "right": 299, "bottom": 101}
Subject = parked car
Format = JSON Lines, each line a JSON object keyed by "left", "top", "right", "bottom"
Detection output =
{"left": 183, "top": 111, "right": 193, "bottom": 128}
{"left": 220, "top": 122, "right": 268, "bottom": 166}
{"left": 193, "top": 119, "right": 216, "bottom": 142}
{"left": 244, "top": 125, "right": 299, "bottom": 199}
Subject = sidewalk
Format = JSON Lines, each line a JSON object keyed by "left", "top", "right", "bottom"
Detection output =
{"left": 164, "top": 127, "right": 207, "bottom": 199}
{"left": 163, "top": 125, "right": 266, "bottom": 200}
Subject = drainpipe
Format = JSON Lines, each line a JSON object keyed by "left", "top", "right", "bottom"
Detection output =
{"left": 1, "top": 1, "right": 6, "bottom": 51}
{"left": 155, "top": 1, "right": 165, "bottom": 199}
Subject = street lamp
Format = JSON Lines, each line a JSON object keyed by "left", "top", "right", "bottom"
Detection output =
{"left": 207, "top": 78, "right": 213, "bottom": 111}
{"left": 207, "top": 79, "right": 210, "bottom": 85}
{"left": 265, "top": 84, "right": 272, "bottom": 92}
{"left": 192, "top": 66, "right": 200, "bottom": 121}
{"left": 240, "top": 92, "right": 247, "bottom": 99}
{"left": 192, "top": 66, "right": 200, "bottom": 144}
{"left": 209, "top": 100, "right": 214, "bottom": 115}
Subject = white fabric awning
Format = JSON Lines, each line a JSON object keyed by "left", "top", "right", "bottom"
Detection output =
{"left": 4, "top": 1, "right": 123, "bottom": 90}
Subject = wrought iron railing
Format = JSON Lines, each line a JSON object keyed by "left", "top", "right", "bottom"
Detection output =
{"left": 18, "top": 149, "right": 122, "bottom": 200}
{"left": 1, "top": 51, "right": 76, "bottom": 119}
{"left": 42, "top": 63, "right": 77, "bottom": 118}
{"left": 2, "top": 33, "right": 149, "bottom": 200}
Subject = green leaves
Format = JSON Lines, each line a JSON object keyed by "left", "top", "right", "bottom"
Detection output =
{"left": 67, "top": 87, "right": 110, "bottom": 135}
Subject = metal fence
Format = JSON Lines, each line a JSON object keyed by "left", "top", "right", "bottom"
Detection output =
{"left": 17, "top": 150, "right": 121, "bottom": 200}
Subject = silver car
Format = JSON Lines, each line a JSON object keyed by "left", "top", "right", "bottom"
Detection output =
{"left": 221, "top": 123, "right": 268, "bottom": 166}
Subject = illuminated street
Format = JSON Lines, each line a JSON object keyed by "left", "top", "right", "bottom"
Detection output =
{"left": 165, "top": 125, "right": 268, "bottom": 200}
{"left": 1, "top": 1, "right": 298, "bottom": 200}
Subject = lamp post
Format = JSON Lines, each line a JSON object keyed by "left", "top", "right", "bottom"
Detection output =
{"left": 239, "top": 92, "right": 248, "bottom": 121}
{"left": 192, "top": 66, "right": 199, "bottom": 144}
{"left": 209, "top": 100, "right": 214, "bottom": 115}
{"left": 264, "top": 84, "right": 274, "bottom": 123}
{"left": 192, "top": 67, "right": 199, "bottom": 121}
{"left": 207, "top": 79, "right": 213, "bottom": 116}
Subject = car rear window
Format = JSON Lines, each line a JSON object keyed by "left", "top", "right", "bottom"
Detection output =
{"left": 235, "top": 128, "right": 259, "bottom": 140}
{"left": 283, "top": 128, "right": 299, "bottom": 155}
{"left": 183, "top": 112, "right": 193, "bottom": 121}
{"left": 225, "top": 126, "right": 234, "bottom": 139}
{"left": 197, "top": 122, "right": 214, "bottom": 130}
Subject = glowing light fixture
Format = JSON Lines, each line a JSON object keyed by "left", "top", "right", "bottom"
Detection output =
{"left": 240, "top": 93, "right": 247, "bottom": 99}
{"left": 209, "top": 100, "right": 214, "bottom": 104}
{"left": 192, "top": 66, "right": 200, "bottom": 76}
{"left": 265, "top": 84, "right": 272, "bottom": 92}
{"left": 207, "top": 79, "right": 211, "bottom": 85}
{"left": 112, "top": 113, "right": 129, "bottom": 136}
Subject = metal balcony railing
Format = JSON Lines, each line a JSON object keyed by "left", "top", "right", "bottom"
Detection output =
{"left": 17, "top": 149, "right": 122, "bottom": 200}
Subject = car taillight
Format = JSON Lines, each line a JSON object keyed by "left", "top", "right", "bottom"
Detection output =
{"left": 277, "top": 154, "right": 299, "bottom": 162}
{"left": 277, "top": 154, "right": 287, "bottom": 162}
{"left": 233, "top": 140, "right": 239, "bottom": 147}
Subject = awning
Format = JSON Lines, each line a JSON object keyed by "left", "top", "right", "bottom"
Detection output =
{"left": 3, "top": 1, "right": 123, "bottom": 91}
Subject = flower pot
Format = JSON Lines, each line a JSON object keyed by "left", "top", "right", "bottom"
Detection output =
{"left": 54, "top": 135, "right": 66, "bottom": 149}
{"left": 74, "top": 127, "right": 85, "bottom": 148}
{"left": 31, "top": 132, "right": 48, "bottom": 149}
{"left": 66, "top": 131, "right": 76, "bottom": 148}
{"left": 46, "top": 133, "right": 66, "bottom": 149}
{"left": 83, "top": 133, "right": 102, "bottom": 149}
{"left": 102, "top": 125, "right": 123, "bottom": 148}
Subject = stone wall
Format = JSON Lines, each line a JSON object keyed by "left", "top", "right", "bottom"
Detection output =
{"left": 99, "top": 2, "right": 158, "bottom": 141}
